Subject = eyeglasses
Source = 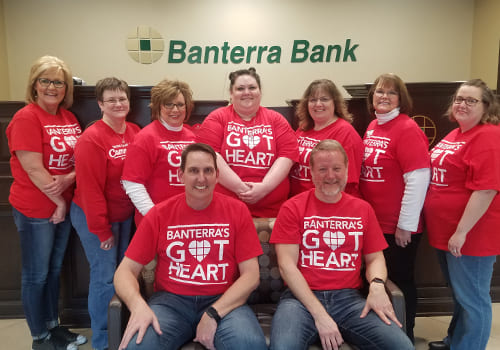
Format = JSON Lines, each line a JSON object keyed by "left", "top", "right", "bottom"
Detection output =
{"left": 374, "top": 89, "right": 398, "bottom": 97}
{"left": 308, "top": 97, "right": 332, "bottom": 104}
{"left": 103, "top": 97, "right": 129, "bottom": 105}
{"left": 37, "top": 78, "right": 66, "bottom": 89}
{"left": 164, "top": 103, "right": 186, "bottom": 110}
{"left": 453, "top": 96, "right": 482, "bottom": 107}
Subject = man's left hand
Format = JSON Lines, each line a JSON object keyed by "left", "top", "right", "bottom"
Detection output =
{"left": 194, "top": 313, "right": 217, "bottom": 350}
{"left": 360, "top": 283, "right": 402, "bottom": 327}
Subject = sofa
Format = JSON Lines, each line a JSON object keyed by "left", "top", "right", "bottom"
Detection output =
{"left": 108, "top": 217, "right": 406, "bottom": 350}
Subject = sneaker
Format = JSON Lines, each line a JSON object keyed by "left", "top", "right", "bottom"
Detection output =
{"left": 32, "top": 334, "right": 78, "bottom": 350}
{"left": 50, "top": 325, "right": 87, "bottom": 346}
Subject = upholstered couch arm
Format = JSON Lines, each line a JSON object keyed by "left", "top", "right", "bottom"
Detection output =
{"left": 385, "top": 279, "right": 406, "bottom": 334}
{"left": 107, "top": 216, "right": 407, "bottom": 350}
{"left": 108, "top": 294, "right": 129, "bottom": 350}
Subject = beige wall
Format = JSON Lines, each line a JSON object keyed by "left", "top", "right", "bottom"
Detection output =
{"left": 0, "top": 0, "right": 484, "bottom": 105}
{"left": 0, "top": 0, "right": 10, "bottom": 100}
{"left": 471, "top": 0, "right": 499, "bottom": 90}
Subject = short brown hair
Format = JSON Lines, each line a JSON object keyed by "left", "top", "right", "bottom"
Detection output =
{"left": 95, "top": 77, "right": 130, "bottom": 102}
{"left": 310, "top": 139, "right": 348, "bottom": 168}
{"left": 180, "top": 143, "right": 218, "bottom": 172}
{"left": 149, "top": 79, "right": 194, "bottom": 122}
{"left": 446, "top": 79, "right": 500, "bottom": 125}
{"left": 367, "top": 73, "right": 412, "bottom": 116}
{"left": 26, "top": 55, "right": 74, "bottom": 108}
{"left": 296, "top": 79, "right": 352, "bottom": 131}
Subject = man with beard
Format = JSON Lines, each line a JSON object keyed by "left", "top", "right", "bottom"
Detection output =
{"left": 269, "top": 140, "right": 413, "bottom": 350}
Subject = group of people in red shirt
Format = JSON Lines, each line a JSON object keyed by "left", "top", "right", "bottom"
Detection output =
{"left": 8, "top": 54, "right": 500, "bottom": 350}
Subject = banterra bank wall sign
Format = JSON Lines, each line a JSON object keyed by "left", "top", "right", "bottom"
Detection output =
{"left": 127, "top": 26, "right": 359, "bottom": 65}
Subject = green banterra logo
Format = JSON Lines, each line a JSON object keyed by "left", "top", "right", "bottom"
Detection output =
{"left": 126, "top": 25, "right": 164, "bottom": 64}
{"left": 126, "top": 25, "right": 359, "bottom": 65}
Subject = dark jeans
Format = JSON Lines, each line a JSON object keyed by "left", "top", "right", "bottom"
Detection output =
{"left": 13, "top": 208, "right": 72, "bottom": 339}
{"left": 270, "top": 288, "right": 413, "bottom": 350}
{"left": 126, "top": 292, "right": 267, "bottom": 350}
{"left": 383, "top": 232, "right": 421, "bottom": 342}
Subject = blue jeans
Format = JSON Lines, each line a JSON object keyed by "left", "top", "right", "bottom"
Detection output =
{"left": 270, "top": 288, "right": 413, "bottom": 350}
{"left": 436, "top": 249, "right": 496, "bottom": 350}
{"left": 13, "top": 207, "right": 72, "bottom": 339}
{"left": 71, "top": 202, "right": 132, "bottom": 350}
{"left": 126, "top": 292, "right": 267, "bottom": 350}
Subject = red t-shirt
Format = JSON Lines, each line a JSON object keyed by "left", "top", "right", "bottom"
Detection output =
{"left": 270, "top": 189, "right": 387, "bottom": 290}
{"left": 73, "top": 120, "right": 140, "bottom": 242}
{"left": 125, "top": 192, "right": 263, "bottom": 295}
{"left": 7, "top": 103, "right": 81, "bottom": 218}
{"left": 196, "top": 105, "right": 299, "bottom": 217}
{"left": 121, "top": 120, "right": 195, "bottom": 222}
{"left": 359, "top": 114, "right": 429, "bottom": 234}
{"left": 424, "top": 124, "right": 500, "bottom": 256}
{"left": 290, "top": 118, "right": 363, "bottom": 197}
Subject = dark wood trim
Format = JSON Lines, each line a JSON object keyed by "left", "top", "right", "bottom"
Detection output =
{"left": 1, "top": 82, "right": 499, "bottom": 324}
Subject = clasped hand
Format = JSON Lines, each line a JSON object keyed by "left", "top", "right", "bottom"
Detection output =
{"left": 237, "top": 182, "right": 270, "bottom": 204}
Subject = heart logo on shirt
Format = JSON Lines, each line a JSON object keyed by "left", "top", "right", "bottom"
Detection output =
{"left": 64, "top": 135, "right": 78, "bottom": 149}
{"left": 188, "top": 240, "right": 211, "bottom": 262}
{"left": 323, "top": 231, "right": 346, "bottom": 251}
{"left": 363, "top": 147, "right": 373, "bottom": 161}
{"left": 242, "top": 135, "right": 261, "bottom": 149}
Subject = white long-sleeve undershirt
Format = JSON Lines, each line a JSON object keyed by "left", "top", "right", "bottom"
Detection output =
{"left": 398, "top": 168, "right": 431, "bottom": 232}
{"left": 122, "top": 180, "right": 155, "bottom": 216}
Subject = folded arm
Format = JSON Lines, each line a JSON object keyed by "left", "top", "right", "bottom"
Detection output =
{"left": 240, "top": 157, "right": 294, "bottom": 204}
{"left": 16, "top": 150, "right": 67, "bottom": 223}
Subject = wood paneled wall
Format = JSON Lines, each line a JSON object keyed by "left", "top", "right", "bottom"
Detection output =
{"left": 0, "top": 83, "right": 497, "bottom": 327}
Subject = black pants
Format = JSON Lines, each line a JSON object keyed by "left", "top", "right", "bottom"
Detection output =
{"left": 383, "top": 232, "right": 422, "bottom": 343}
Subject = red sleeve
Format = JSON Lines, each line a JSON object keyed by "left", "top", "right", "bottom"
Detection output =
{"left": 272, "top": 111, "right": 299, "bottom": 162}
{"left": 121, "top": 128, "right": 155, "bottom": 184}
{"left": 361, "top": 202, "right": 388, "bottom": 254}
{"left": 74, "top": 133, "right": 112, "bottom": 241}
{"left": 196, "top": 108, "right": 228, "bottom": 153}
{"left": 270, "top": 197, "right": 302, "bottom": 244}
{"left": 395, "top": 120, "right": 430, "bottom": 173}
{"left": 125, "top": 207, "right": 159, "bottom": 265}
{"left": 464, "top": 128, "right": 500, "bottom": 191}
{"left": 8, "top": 111, "right": 43, "bottom": 153}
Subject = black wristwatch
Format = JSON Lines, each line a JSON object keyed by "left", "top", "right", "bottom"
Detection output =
{"left": 370, "top": 277, "right": 385, "bottom": 285}
{"left": 205, "top": 306, "right": 222, "bottom": 324}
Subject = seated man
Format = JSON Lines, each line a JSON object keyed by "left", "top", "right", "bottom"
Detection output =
{"left": 270, "top": 140, "right": 413, "bottom": 350}
{"left": 114, "top": 143, "right": 267, "bottom": 350}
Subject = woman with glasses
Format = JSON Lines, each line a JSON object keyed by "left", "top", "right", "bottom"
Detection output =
{"left": 197, "top": 67, "right": 298, "bottom": 217}
{"left": 122, "top": 78, "right": 195, "bottom": 226}
{"left": 70, "top": 77, "right": 140, "bottom": 350}
{"left": 6, "top": 55, "right": 87, "bottom": 350}
{"left": 290, "top": 79, "right": 363, "bottom": 197}
{"left": 359, "top": 73, "right": 430, "bottom": 342}
{"left": 424, "top": 79, "right": 500, "bottom": 350}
